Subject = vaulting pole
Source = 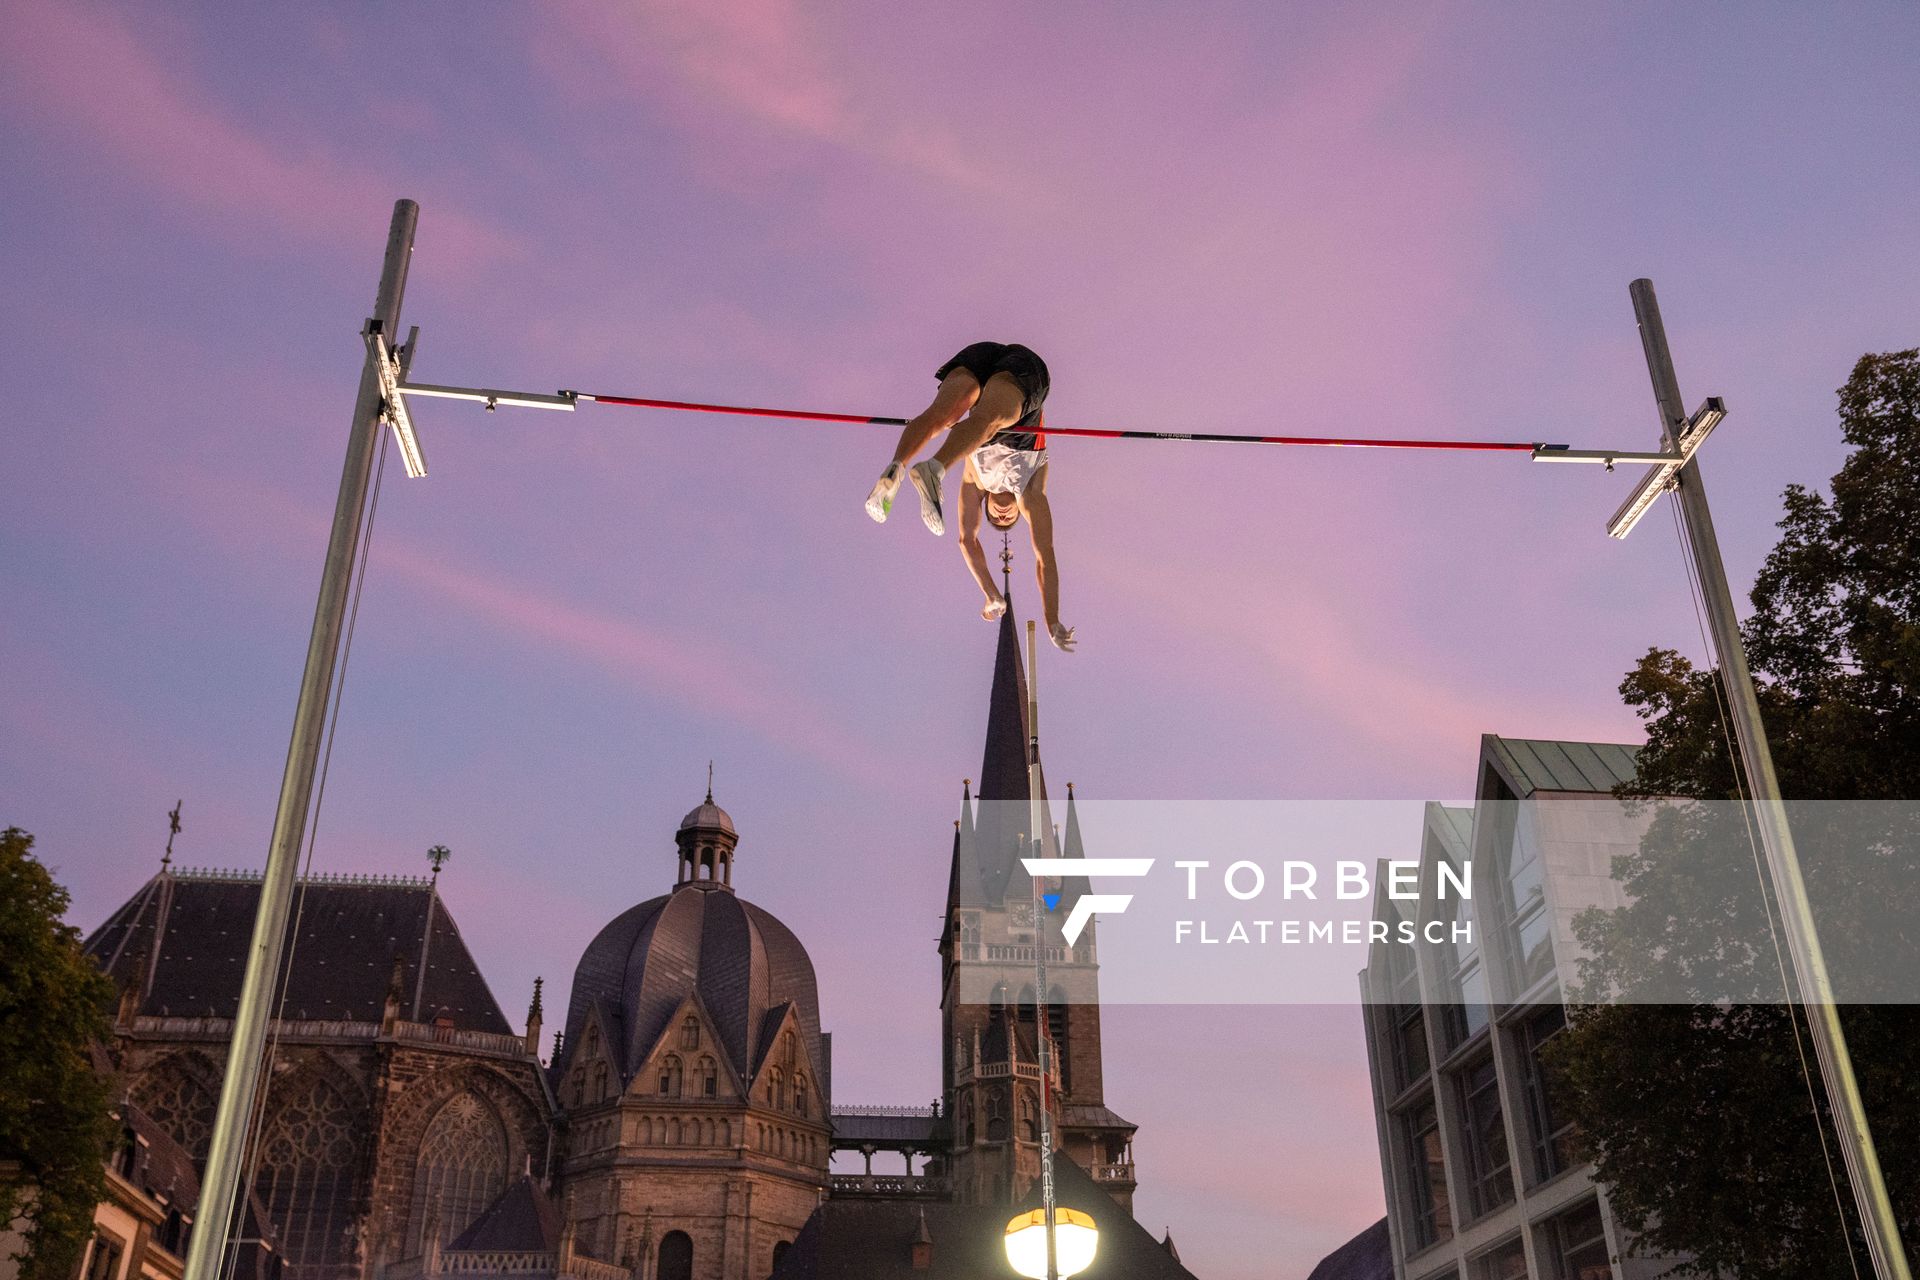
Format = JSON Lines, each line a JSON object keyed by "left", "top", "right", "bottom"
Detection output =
{"left": 1025, "top": 621, "right": 1061, "bottom": 1280}
{"left": 183, "top": 199, "right": 418, "bottom": 1280}
{"left": 1629, "top": 279, "right": 1910, "bottom": 1280}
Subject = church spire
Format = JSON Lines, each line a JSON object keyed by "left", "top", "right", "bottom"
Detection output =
{"left": 974, "top": 603, "right": 1052, "bottom": 903}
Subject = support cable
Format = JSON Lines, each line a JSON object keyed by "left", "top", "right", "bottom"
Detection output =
{"left": 1664, "top": 500, "right": 1861, "bottom": 1280}
{"left": 219, "top": 428, "right": 393, "bottom": 1280}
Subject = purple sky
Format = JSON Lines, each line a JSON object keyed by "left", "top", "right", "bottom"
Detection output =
{"left": 3, "top": 3, "right": 1917, "bottom": 1276}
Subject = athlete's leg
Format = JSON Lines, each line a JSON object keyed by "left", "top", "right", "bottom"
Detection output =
{"left": 931, "top": 372, "right": 1026, "bottom": 469}
{"left": 868, "top": 371, "right": 979, "bottom": 522}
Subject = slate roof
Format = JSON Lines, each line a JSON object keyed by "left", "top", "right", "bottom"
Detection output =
{"left": 556, "top": 880, "right": 826, "bottom": 1101}
{"left": 773, "top": 1157, "right": 1194, "bottom": 1280}
{"left": 949, "top": 604, "right": 1081, "bottom": 912}
{"left": 85, "top": 871, "right": 511, "bottom": 1033}
{"left": 829, "top": 1108, "right": 941, "bottom": 1146}
{"left": 1305, "top": 1217, "right": 1391, "bottom": 1280}
{"left": 448, "top": 1176, "right": 562, "bottom": 1253}
{"left": 1484, "top": 735, "right": 1639, "bottom": 797}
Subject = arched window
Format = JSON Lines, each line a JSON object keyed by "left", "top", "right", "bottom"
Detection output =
{"left": 772, "top": 1240, "right": 791, "bottom": 1272}
{"left": 767, "top": 1067, "right": 784, "bottom": 1109}
{"left": 792, "top": 1074, "right": 809, "bottom": 1118}
{"left": 658, "top": 1231, "right": 693, "bottom": 1280}
{"left": 781, "top": 1031, "right": 796, "bottom": 1065}
{"left": 406, "top": 1091, "right": 509, "bottom": 1258}
{"left": 670, "top": 1118, "right": 682, "bottom": 1145}
{"left": 1020, "top": 1090, "right": 1040, "bottom": 1143}
{"left": 592, "top": 1064, "right": 608, "bottom": 1102}
{"left": 961, "top": 1093, "right": 976, "bottom": 1145}
{"left": 659, "top": 1055, "right": 683, "bottom": 1097}
{"left": 698, "top": 1057, "right": 717, "bottom": 1098}
{"left": 681, "top": 1016, "right": 700, "bottom": 1049}
{"left": 131, "top": 1060, "right": 217, "bottom": 1164}
{"left": 257, "top": 1074, "right": 364, "bottom": 1273}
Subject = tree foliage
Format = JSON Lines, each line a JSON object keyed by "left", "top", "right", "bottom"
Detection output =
{"left": 0, "top": 827, "right": 117, "bottom": 1280}
{"left": 1549, "top": 350, "right": 1920, "bottom": 1278}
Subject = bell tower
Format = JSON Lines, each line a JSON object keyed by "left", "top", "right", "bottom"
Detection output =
{"left": 936, "top": 606, "right": 1138, "bottom": 1212}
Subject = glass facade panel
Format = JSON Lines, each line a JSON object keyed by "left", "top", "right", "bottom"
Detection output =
{"left": 1520, "top": 1005, "right": 1578, "bottom": 1182}
{"left": 1456, "top": 1056, "right": 1513, "bottom": 1217}
{"left": 1400, "top": 1099, "right": 1453, "bottom": 1248}
{"left": 1476, "top": 1238, "right": 1527, "bottom": 1280}
{"left": 1549, "top": 1198, "right": 1611, "bottom": 1280}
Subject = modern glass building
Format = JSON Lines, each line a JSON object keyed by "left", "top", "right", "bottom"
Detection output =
{"left": 1358, "top": 735, "right": 1683, "bottom": 1280}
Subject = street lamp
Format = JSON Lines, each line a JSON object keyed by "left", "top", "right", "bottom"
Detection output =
{"left": 1004, "top": 1208, "right": 1098, "bottom": 1279}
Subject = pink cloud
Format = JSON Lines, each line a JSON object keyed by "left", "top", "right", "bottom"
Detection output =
{"left": 160, "top": 462, "right": 897, "bottom": 788}
{"left": 0, "top": 0, "right": 517, "bottom": 270}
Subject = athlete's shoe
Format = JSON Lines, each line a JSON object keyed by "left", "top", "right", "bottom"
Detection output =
{"left": 1049, "top": 622, "right": 1078, "bottom": 653}
{"left": 865, "top": 463, "right": 903, "bottom": 522}
{"left": 909, "top": 459, "right": 946, "bottom": 536}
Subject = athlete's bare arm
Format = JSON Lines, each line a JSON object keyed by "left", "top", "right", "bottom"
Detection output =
{"left": 956, "top": 466, "right": 1008, "bottom": 620}
{"left": 1019, "top": 466, "right": 1075, "bottom": 651}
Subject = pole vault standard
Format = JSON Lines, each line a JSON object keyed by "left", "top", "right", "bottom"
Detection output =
{"left": 183, "top": 199, "right": 419, "bottom": 1280}
{"left": 1613, "top": 281, "right": 1910, "bottom": 1280}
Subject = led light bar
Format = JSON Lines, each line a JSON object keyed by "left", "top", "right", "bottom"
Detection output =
{"left": 1606, "top": 397, "right": 1726, "bottom": 539}
{"left": 362, "top": 323, "right": 428, "bottom": 478}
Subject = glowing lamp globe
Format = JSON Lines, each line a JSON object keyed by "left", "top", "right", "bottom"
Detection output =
{"left": 1003, "top": 1208, "right": 1098, "bottom": 1279}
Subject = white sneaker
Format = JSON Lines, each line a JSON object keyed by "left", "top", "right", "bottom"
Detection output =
{"left": 908, "top": 459, "right": 946, "bottom": 535}
{"left": 1049, "top": 623, "right": 1077, "bottom": 653}
{"left": 865, "top": 463, "right": 903, "bottom": 522}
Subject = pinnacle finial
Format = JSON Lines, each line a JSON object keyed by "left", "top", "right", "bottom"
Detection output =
{"left": 162, "top": 800, "right": 182, "bottom": 869}
{"left": 999, "top": 530, "right": 1013, "bottom": 596}
{"left": 706, "top": 760, "right": 714, "bottom": 804}
{"left": 427, "top": 845, "right": 451, "bottom": 877}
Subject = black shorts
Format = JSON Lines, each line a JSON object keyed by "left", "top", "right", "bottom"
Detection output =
{"left": 936, "top": 342, "right": 1050, "bottom": 447}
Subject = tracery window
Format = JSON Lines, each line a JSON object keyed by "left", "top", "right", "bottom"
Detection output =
{"left": 792, "top": 1073, "right": 809, "bottom": 1118}
{"left": 406, "top": 1091, "right": 509, "bottom": 1259}
{"left": 697, "top": 1056, "right": 717, "bottom": 1098}
{"left": 592, "top": 1064, "right": 609, "bottom": 1102}
{"left": 659, "top": 1055, "right": 683, "bottom": 1097}
{"left": 768, "top": 1067, "right": 785, "bottom": 1109}
{"left": 131, "top": 1062, "right": 217, "bottom": 1164}
{"left": 1019, "top": 1090, "right": 1040, "bottom": 1143}
{"left": 255, "top": 1074, "right": 364, "bottom": 1280}
{"left": 681, "top": 1016, "right": 700, "bottom": 1049}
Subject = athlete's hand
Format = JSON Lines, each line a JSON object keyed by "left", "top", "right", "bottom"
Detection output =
{"left": 1049, "top": 622, "right": 1077, "bottom": 653}
{"left": 983, "top": 596, "right": 1009, "bottom": 621}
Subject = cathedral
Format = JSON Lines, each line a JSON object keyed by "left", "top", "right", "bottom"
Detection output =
{"left": 83, "top": 607, "right": 1196, "bottom": 1280}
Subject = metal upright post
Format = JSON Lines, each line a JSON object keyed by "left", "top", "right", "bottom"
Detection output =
{"left": 1024, "top": 621, "right": 1060, "bottom": 1280}
{"left": 183, "top": 199, "right": 419, "bottom": 1280}
{"left": 1629, "top": 279, "right": 1911, "bottom": 1280}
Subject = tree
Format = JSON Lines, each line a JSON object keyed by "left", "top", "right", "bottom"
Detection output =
{"left": 0, "top": 827, "right": 117, "bottom": 1280}
{"left": 1549, "top": 350, "right": 1920, "bottom": 1278}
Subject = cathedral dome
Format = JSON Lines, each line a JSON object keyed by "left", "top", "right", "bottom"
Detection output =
{"left": 554, "top": 796, "right": 825, "bottom": 1097}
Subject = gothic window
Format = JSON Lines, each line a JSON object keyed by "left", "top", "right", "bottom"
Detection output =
{"left": 592, "top": 1064, "right": 609, "bottom": 1102}
{"left": 772, "top": 1241, "right": 791, "bottom": 1271}
{"left": 681, "top": 1016, "right": 700, "bottom": 1049}
{"left": 985, "top": 1090, "right": 1008, "bottom": 1143}
{"left": 406, "top": 1091, "right": 509, "bottom": 1259}
{"left": 571, "top": 1070, "right": 586, "bottom": 1107}
{"left": 792, "top": 1073, "right": 809, "bottom": 1118}
{"left": 131, "top": 1062, "right": 217, "bottom": 1164}
{"left": 659, "top": 1055, "right": 684, "bottom": 1097}
{"left": 255, "top": 1073, "right": 364, "bottom": 1278}
{"left": 781, "top": 1031, "right": 796, "bottom": 1065}
{"left": 698, "top": 1057, "right": 717, "bottom": 1098}
{"left": 1019, "top": 1091, "right": 1039, "bottom": 1143}
{"left": 961, "top": 1094, "right": 975, "bottom": 1145}
{"left": 658, "top": 1231, "right": 693, "bottom": 1280}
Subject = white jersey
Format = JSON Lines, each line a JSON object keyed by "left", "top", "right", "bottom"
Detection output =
{"left": 971, "top": 440, "right": 1048, "bottom": 497}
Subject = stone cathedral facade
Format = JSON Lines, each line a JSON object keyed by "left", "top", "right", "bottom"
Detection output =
{"left": 83, "top": 605, "right": 1192, "bottom": 1280}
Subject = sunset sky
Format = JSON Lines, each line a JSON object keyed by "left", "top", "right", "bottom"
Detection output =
{"left": 3, "top": 3, "right": 1917, "bottom": 1276}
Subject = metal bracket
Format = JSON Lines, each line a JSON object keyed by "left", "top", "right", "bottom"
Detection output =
{"left": 363, "top": 320, "right": 428, "bottom": 478}
{"left": 1605, "top": 396, "right": 1725, "bottom": 538}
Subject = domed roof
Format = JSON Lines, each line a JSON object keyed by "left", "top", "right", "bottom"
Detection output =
{"left": 679, "top": 799, "right": 736, "bottom": 836}
{"left": 556, "top": 859, "right": 823, "bottom": 1096}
